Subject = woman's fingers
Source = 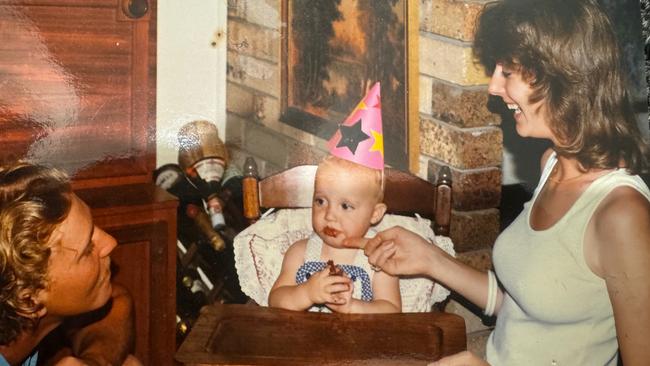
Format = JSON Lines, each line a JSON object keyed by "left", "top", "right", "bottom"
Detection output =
{"left": 367, "top": 240, "right": 396, "bottom": 266}
{"left": 344, "top": 226, "right": 402, "bottom": 253}
{"left": 372, "top": 242, "right": 397, "bottom": 271}
{"left": 344, "top": 236, "right": 368, "bottom": 249}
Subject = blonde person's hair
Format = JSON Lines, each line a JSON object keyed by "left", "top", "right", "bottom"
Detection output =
{"left": 317, "top": 156, "right": 385, "bottom": 202}
{"left": 0, "top": 162, "right": 72, "bottom": 345}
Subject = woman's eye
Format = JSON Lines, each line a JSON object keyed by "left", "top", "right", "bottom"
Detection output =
{"left": 341, "top": 203, "right": 353, "bottom": 210}
{"left": 501, "top": 70, "right": 512, "bottom": 78}
{"left": 314, "top": 198, "right": 325, "bottom": 206}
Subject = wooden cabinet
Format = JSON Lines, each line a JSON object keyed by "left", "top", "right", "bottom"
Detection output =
{"left": 77, "top": 184, "right": 177, "bottom": 366}
{"left": 0, "top": 1, "right": 173, "bottom": 364}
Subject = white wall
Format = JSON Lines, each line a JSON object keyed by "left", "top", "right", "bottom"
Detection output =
{"left": 156, "top": 1, "right": 227, "bottom": 167}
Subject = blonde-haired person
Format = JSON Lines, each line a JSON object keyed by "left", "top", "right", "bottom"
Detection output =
{"left": 0, "top": 162, "right": 141, "bottom": 366}
{"left": 346, "top": 0, "right": 650, "bottom": 364}
{"left": 269, "top": 156, "right": 401, "bottom": 313}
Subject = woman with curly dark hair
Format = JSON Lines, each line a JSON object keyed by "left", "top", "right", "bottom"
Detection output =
{"left": 0, "top": 162, "right": 140, "bottom": 365}
{"left": 346, "top": 0, "right": 650, "bottom": 364}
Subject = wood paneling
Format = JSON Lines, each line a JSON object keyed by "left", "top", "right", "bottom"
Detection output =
{"left": 0, "top": 0, "right": 156, "bottom": 188}
{"left": 78, "top": 183, "right": 177, "bottom": 366}
{"left": 0, "top": 1, "right": 175, "bottom": 364}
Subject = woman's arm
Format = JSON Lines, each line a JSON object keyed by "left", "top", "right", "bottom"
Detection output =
{"left": 346, "top": 227, "right": 504, "bottom": 315}
{"left": 592, "top": 187, "right": 650, "bottom": 365}
{"left": 441, "top": 146, "right": 551, "bottom": 315}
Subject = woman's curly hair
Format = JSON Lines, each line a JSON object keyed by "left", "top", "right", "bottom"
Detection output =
{"left": 473, "top": 0, "right": 649, "bottom": 174}
{"left": 0, "top": 162, "right": 72, "bottom": 345}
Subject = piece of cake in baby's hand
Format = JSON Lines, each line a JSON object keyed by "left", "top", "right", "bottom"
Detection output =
{"left": 327, "top": 259, "right": 344, "bottom": 276}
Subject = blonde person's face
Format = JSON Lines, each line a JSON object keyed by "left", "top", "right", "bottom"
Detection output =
{"left": 488, "top": 63, "right": 554, "bottom": 141}
{"left": 312, "top": 164, "right": 382, "bottom": 248}
{"left": 38, "top": 194, "right": 117, "bottom": 317}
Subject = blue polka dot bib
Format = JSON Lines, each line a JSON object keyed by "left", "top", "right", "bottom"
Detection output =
{"left": 295, "top": 232, "right": 375, "bottom": 312}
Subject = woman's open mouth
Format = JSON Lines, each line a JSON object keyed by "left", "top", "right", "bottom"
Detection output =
{"left": 507, "top": 103, "right": 522, "bottom": 116}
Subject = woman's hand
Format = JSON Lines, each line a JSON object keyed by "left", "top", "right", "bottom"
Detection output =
{"left": 428, "top": 351, "right": 490, "bottom": 366}
{"left": 344, "top": 226, "right": 443, "bottom": 278}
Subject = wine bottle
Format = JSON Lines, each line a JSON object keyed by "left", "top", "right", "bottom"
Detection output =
{"left": 153, "top": 163, "right": 203, "bottom": 205}
{"left": 176, "top": 315, "right": 192, "bottom": 346}
{"left": 177, "top": 120, "right": 229, "bottom": 229}
{"left": 176, "top": 259, "right": 206, "bottom": 345}
{"left": 185, "top": 203, "right": 225, "bottom": 251}
{"left": 180, "top": 267, "right": 210, "bottom": 299}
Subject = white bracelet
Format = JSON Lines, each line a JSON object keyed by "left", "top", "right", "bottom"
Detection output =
{"left": 484, "top": 270, "right": 497, "bottom": 316}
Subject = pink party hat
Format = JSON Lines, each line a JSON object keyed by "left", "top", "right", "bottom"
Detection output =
{"left": 327, "top": 82, "right": 384, "bottom": 170}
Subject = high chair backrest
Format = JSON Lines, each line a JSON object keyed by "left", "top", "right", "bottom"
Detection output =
{"left": 244, "top": 165, "right": 452, "bottom": 235}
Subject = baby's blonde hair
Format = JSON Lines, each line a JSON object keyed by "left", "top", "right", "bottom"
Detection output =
{"left": 317, "top": 156, "right": 384, "bottom": 203}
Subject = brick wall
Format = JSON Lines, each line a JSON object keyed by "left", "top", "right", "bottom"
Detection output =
{"left": 226, "top": 0, "right": 501, "bottom": 356}
{"left": 226, "top": 0, "right": 328, "bottom": 177}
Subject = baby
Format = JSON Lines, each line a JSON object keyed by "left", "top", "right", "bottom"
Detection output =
{"left": 268, "top": 156, "right": 401, "bottom": 313}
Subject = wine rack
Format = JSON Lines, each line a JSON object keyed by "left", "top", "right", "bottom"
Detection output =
{"left": 154, "top": 164, "right": 249, "bottom": 346}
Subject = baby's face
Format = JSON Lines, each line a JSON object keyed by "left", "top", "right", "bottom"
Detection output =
{"left": 312, "top": 163, "right": 382, "bottom": 248}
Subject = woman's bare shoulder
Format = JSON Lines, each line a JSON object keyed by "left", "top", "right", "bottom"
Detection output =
{"left": 540, "top": 148, "right": 555, "bottom": 172}
{"left": 593, "top": 186, "right": 650, "bottom": 265}
{"left": 595, "top": 186, "right": 650, "bottom": 226}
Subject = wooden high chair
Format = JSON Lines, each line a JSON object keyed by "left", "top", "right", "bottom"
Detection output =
{"left": 176, "top": 164, "right": 466, "bottom": 365}
{"left": 243, "top": 165, "right": 453, "bottom": 236}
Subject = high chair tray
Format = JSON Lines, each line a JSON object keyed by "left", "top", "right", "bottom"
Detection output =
{"left": 175, "top": 303, "right": 466, "bottom": 365}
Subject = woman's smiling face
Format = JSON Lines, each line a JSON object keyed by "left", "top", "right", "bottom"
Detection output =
{"left": 488, "top": 63, "right": 556, "bottom": 142}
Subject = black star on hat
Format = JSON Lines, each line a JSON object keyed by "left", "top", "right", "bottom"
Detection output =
{"left": 336, "top": 119, "right": 370, "bottom": 154}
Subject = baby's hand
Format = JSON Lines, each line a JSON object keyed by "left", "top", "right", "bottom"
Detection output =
{"left": 305, "top": 268, "right": 352, "bottom": 305}
{"left": 326, "top": 276, "right": 354, "bottom": 313}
